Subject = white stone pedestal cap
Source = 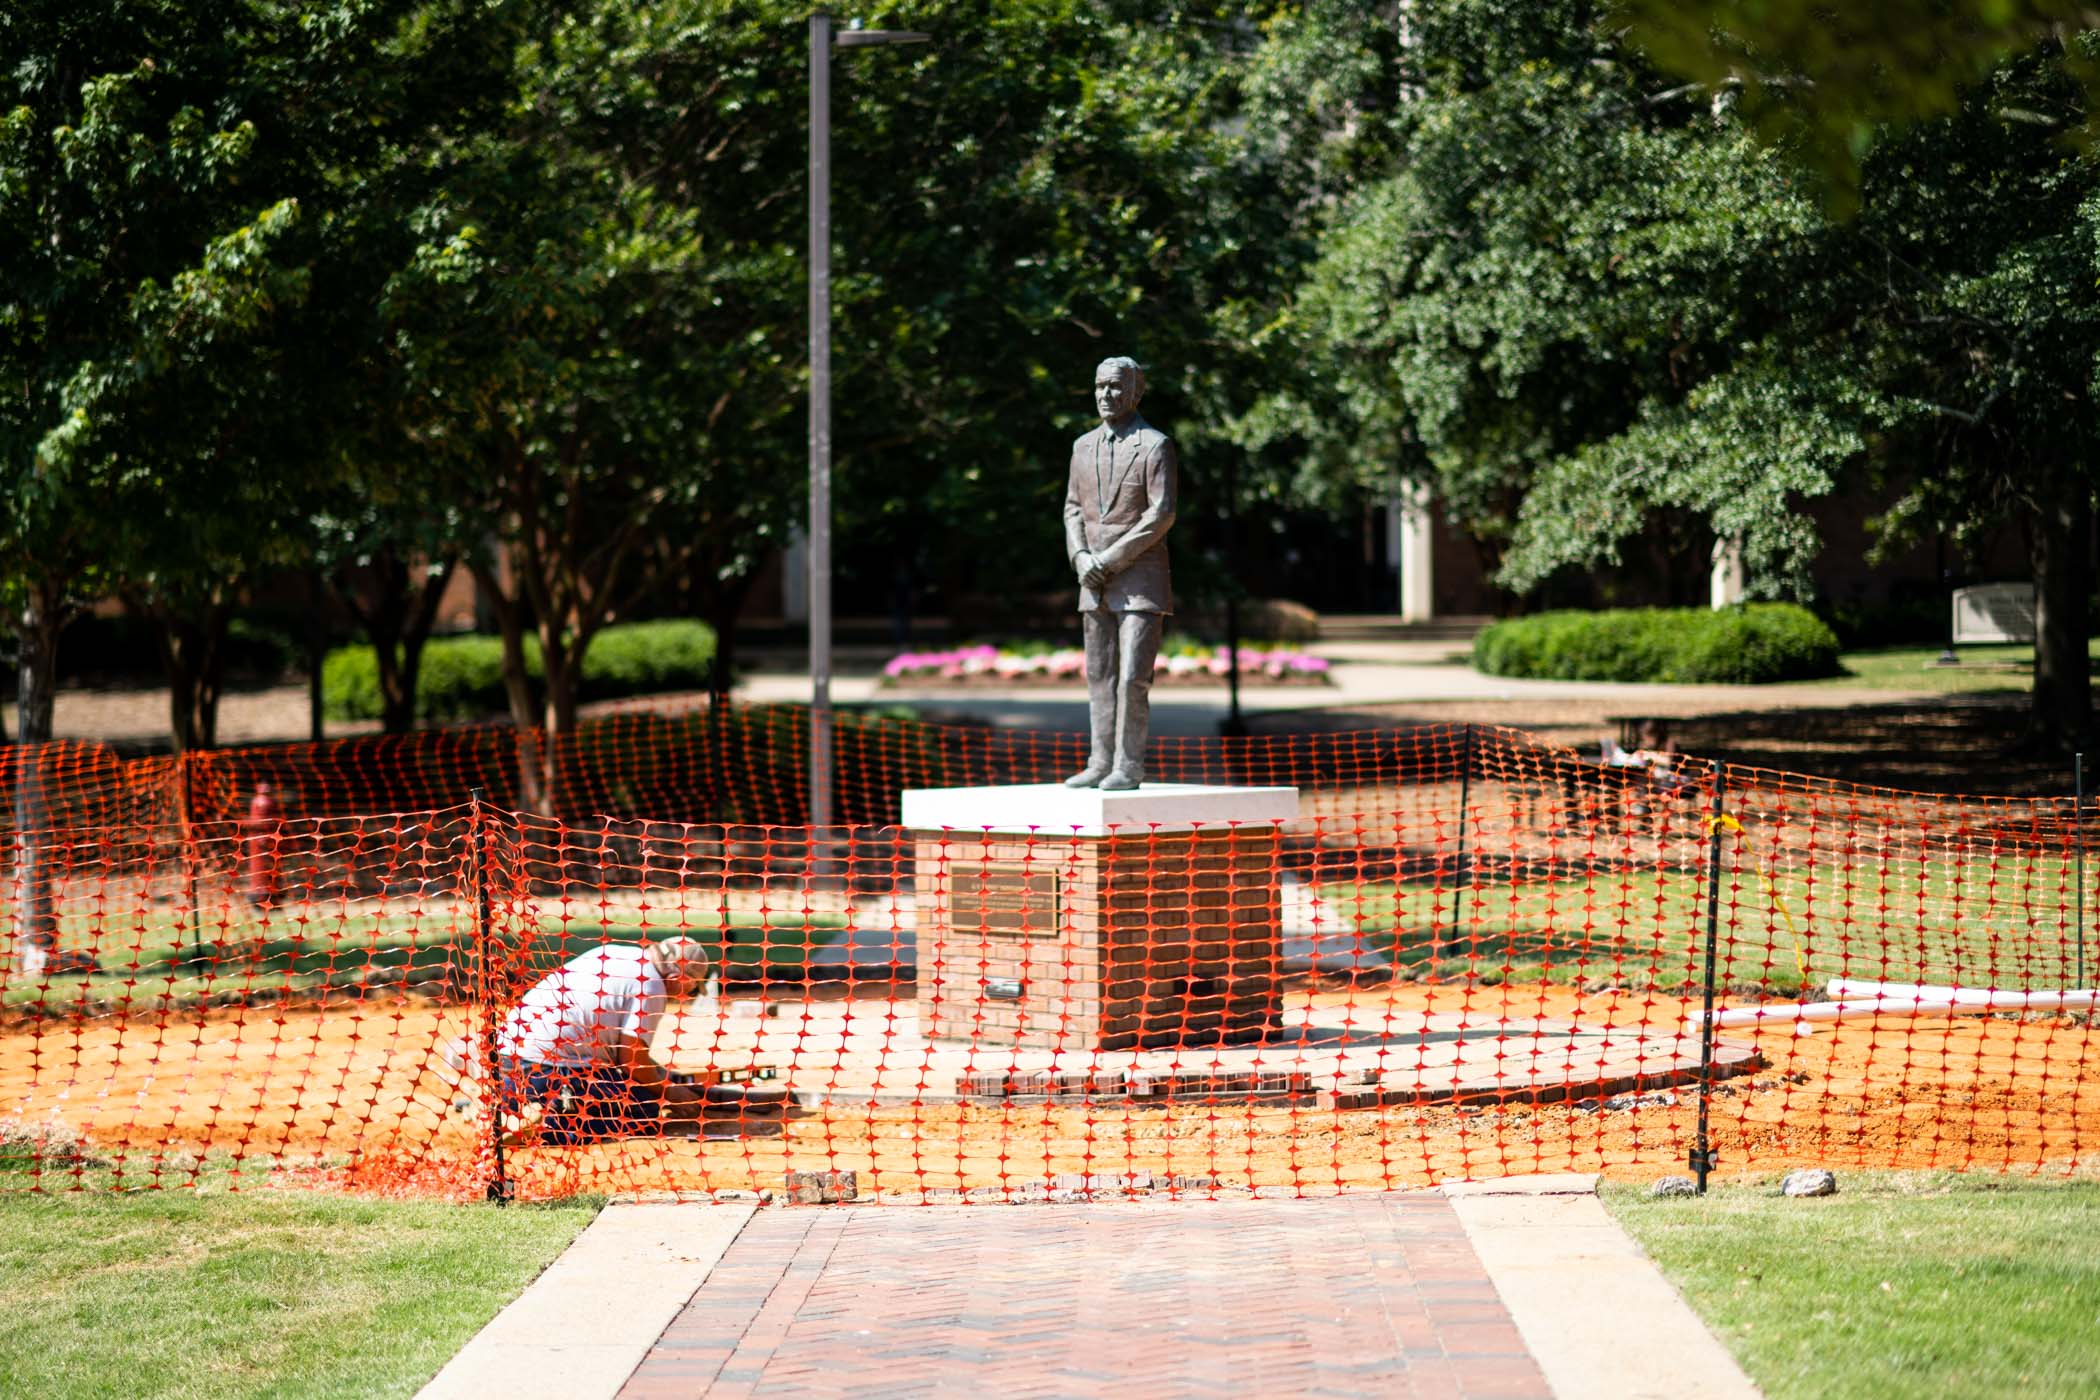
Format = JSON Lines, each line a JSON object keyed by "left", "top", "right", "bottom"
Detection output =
{"left": 899, "top": 782, "right": 1299, "bottom": 837}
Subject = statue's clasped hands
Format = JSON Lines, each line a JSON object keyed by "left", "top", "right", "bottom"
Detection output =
{"left": 1076, "top": 551, "right": 1108, "bottom": 590}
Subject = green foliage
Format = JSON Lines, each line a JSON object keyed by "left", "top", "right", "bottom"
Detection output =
{"left": 579, "top": 620, "right": 720, "bottom": 698}
{"left": 9, "top": 0, "right": 2092, "bottom": 750}
{"left": 1622, "top": 1, "right": 2100, "bottom": 209}
{"left": 0, "top": 0, "right": 532, "bottom": 741}
{"left": 1472, "top": 604, "right": 1840, "bottom": 683}
{"left": 382, "top": 0, "right": 810, "bottom": 737}
{"left": 1262, "top": 0, "right": 2096, "bottom": 740}
{"left": 324, "top": 619, "right": 717, "bottom": 723}
{"left": 819, "top": 0, "right": 1354, "bottom": 607}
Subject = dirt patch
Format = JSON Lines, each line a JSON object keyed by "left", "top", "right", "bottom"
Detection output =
{"left": 4, "top": 982, "right": 2090, "bottom": 1200}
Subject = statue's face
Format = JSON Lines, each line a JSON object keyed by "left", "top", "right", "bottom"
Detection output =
{"left": 1095, "top": 367, "right": 1138, "bottom": 424}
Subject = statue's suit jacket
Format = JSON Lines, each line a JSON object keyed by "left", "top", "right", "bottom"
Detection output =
{"left": 1064, "top": 416, "right": 1177, "bottom": 614}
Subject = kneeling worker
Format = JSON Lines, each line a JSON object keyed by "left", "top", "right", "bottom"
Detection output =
{"left": 496, "top": 936, "right": 716, "bottom": 1144}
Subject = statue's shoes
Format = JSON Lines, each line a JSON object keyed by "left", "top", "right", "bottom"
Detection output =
{"left": 1098, "top": 768, "right": 1143, "bottom": 791}
{"left": 1064, "top": 765, "right": 1110, "bottom": 789}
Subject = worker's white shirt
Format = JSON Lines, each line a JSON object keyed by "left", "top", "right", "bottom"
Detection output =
{"left": 499, "top": 945, "right": 666, "bottom": 1068}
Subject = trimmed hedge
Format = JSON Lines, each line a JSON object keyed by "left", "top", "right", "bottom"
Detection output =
{"left": 1472, "top": 604, "right": 1840, "bottom": 684}
{"left": 324, "top": 619, "right": 718, "bottom": 722}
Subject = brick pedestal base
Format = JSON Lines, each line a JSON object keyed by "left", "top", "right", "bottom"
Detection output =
{"left": 901, "top": 784, "right": 1298, "bottom": 1053}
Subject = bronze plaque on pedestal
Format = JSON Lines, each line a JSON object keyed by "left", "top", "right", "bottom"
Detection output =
{"left": 950, "top": 867, "right": 1059, "bottom": 938}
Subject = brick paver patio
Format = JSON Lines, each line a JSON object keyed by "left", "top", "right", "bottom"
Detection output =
{"left": 619, "top": 1195, "right": 1551, "bottom": 1399}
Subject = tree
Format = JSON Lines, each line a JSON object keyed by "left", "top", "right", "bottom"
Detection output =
{"left": 1622, "top": 0, "right": 2100, "bottom": 207}
{"left": 287, "top": 3, "right": 529, "bottom": 737}
{"left": 1, "top": 2, "right": 291, "bottom": 748}
{"left": 1828, "top": 47, "right": 2100, "bottom": 746}
{"left": 1616, "top": 5, "right": 2100, "bottom": 746}
{"left": 3, "top": 0, "right": 532, "bottom": 756}
{"left": 381, "top": 0, "right": 809, "bottom": 807}
{"left": 1, "top": 2, "right": 323, "bottom": 970}
{"left": 816, "top": 1, "right": 1408, "bottom": 628}
{"left": 1498, "top": 26, "right": 2100, "bottom": 746}
{"left": 1270, "top": 0, "right": 2098, "bottom": 747}
{"left": 1253, "top": 0, "right": 1842, "bottom": 595}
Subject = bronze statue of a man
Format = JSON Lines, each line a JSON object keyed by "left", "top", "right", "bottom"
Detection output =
{"left": 1063, "top": 356, "right": 1177, "bottom": 790}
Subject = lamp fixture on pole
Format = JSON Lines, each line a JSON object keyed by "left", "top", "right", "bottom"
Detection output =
{"left": 808, "top": 13, "right": 930, "bottom": 832}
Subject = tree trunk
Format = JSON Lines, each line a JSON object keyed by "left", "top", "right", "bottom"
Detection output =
{"left": 536, "top": 621, "right": 593, "bottom": 819}
{"left": 336, "top": 551, "right": 457, "bottom": 735}
{"left": 702, "top": 571, "right": 754, "bottom": 704}
{"left": 2028, "top": 485, "right": 2094, "bottom": 752}
{"left": 471, "top": 558, "right": 545, "bottom": 811}
{"left": 368, "top": 646, "right": 407, "bottom": 733}
{"left": 696, "top": 571, "right": 757, "bottom": 824}
{"left": 150, "top": 596, "right": 233, "bottom": 754}
{"left": 9, "top": 586, "right": 65, "bottom": 980}
{"left": 306, "top": 570, "right": 326, "bottom": 743}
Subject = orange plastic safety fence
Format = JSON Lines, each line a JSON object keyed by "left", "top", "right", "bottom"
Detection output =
{"left": 2, "top": 717, "right": 2092, "bottom": 1201}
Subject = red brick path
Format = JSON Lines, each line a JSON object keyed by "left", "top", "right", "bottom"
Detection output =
{"left": 619, "top": 1195, "right": 1550, "bottom": 1399}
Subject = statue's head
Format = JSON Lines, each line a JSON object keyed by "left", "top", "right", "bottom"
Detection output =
{"left": 1094, "top": 356, "right": 1145, "bottom": 426}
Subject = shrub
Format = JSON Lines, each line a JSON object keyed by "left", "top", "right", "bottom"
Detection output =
{"left": 324, "top": 619, "right": 717, "bottom": 723}
{"left": 1472, "top": 604, "right": 1840, "bottom": 684}
{"left": 578, "top": 620, "right": 721, "bottom": 701}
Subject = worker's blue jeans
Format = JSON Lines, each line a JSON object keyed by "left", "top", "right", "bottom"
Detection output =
{"left": 497, "top": 1058, "right": 663, "bottom": 1145}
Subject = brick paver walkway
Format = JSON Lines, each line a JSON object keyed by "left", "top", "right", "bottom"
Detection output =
{"left": 619, "top": 1195, "right": 1550, "bottom": 1399}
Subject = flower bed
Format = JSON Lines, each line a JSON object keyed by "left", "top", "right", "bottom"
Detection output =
{"left": 880, "top": 643, "right": 1333, "bottom": 687}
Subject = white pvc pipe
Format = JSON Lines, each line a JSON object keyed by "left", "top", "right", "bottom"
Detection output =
{"left": 1690, "top": 983, "right": 2099, "bottom": 1036}
{"left": 1825, "top": 979, "right": 2098, "bottom": 1012}
{"left": 1691, "top": 999, "right": 1967, "bottom": 1033}
{"left": 1824, "top": 979, "right": 1958, "bottom": 1003}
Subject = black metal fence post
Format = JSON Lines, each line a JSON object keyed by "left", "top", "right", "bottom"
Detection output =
{"left": 177, "top": 753, "right": 202, "bottom": 962}
{"left": 2076, "top": 753, "right": 2087, "bottom": 989}
{"left": 470, "top": 788, "right": 511, "bottom": 1205}
{"left": 1691, "top": 769, "right": 1729, "bottom": 1194}
{"left": 1438, "top": 723, "right": 1475, "bottom": 977}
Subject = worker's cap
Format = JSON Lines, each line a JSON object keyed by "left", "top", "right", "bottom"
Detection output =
{"left": 655, "top": 935, "right": 716, "bottom": 986}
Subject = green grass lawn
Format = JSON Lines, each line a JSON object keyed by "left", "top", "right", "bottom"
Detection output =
{"left": 15, "top": 824, "right": 2081, "bottom": 1017}
{"left": 1319, "top": 853, "right": 2087, "bottom": 995}
{"left": 1605, "top": 1171, "right": 2100, "bottom": 1400}
{"left": 0, "top": 1162, "right": 599, "bottom": 1400}
{"left": 15, "top": 853, "right": 2080, "bottom": 1015}
{"left": 1804, "top": 639, "right": 2100, "bottom": 693}
{"left": 4, "top": 904, "right": 848, "bottom": 1015}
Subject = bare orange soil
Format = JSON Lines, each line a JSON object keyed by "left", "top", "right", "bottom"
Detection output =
{"left": 3, "top": 982, "right": 2093, "bottom": 1199}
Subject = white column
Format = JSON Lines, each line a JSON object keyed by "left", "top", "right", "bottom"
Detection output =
{"left": 1710, "top": 536, "right": 1745, "bottom": 609}
{"left": 1394, "top": 483, "right": 1435, "bottom": 622}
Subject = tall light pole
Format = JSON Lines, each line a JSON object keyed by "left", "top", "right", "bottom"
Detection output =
{"left": 809, "top": 13, "right": 929, "bottom": 831}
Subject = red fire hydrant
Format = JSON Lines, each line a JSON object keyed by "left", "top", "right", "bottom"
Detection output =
{"left": 242, "top": 782, "right": 282, "bottom": 909}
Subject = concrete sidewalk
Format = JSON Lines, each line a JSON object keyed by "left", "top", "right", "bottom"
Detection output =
{"left": 417, "top": 1178, "right": 1760, "bottom": 1400}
